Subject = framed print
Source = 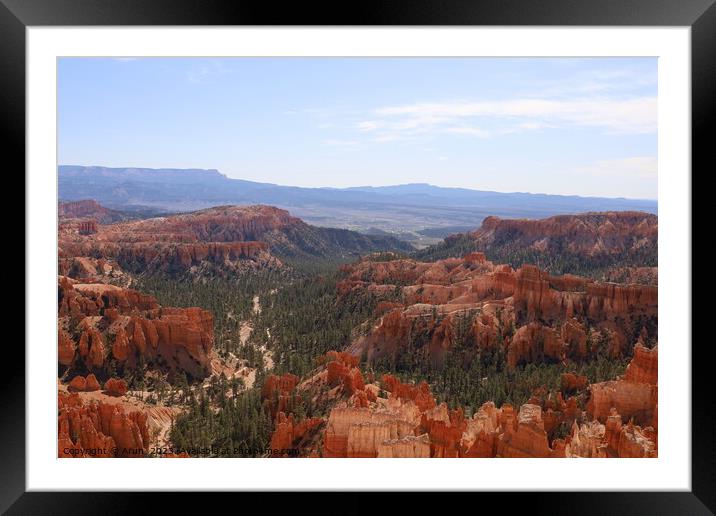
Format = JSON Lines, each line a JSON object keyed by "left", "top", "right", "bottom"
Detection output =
{"left": 5, "top": 0, "right": 713, "bottom": 511}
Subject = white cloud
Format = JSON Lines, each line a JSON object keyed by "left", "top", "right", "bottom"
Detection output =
{"left": 530, "top": 67, "right": 657, "bottom": 98}
{"left": 377, "top": 97, "right": 656, "bottom": 133}
{"left": 444, "top": 126, "right": 491, "bottom": 138}
{"left": 322, "top": 139, "right": 359, "bottom": 147}
{"left": 516, "top": 121, "right": 554, "bottom": 131}
{"left": 113, "top": 57, "right": 139, "bottom": 62}
{"left": 577, "top": 156, "right": 657, "bottom": 180}
{"left": 186, "top": 59, "right": 228, "bottom": 84}
{"left": 356, "top": 121, "right": 381, "bottom": 131}
{"left": 371, "top": 97, "right": 656, "bottom": 136}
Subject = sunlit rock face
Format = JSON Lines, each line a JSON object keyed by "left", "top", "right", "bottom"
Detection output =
{"left": 565, "top": 346, "right": 659, "bottom": 458}
{"left": 58, "top": 391, "right": 149, "bottom": 458}
{"left": 58, "top": 205, "right": 287, "bottom": 279}
{"left": 467, "top": 211, "right": 658, "bottom": 259}
{"left": 298, "top": 342, "right": 659, "bottom": 458}
{"left": 587, "top": 344, "right": 658, "bottom": 426}
{"left": 341, "top": 252, "right": 656, "bottom": 369}
{"left": 317, "top": 375, "right": 572, "bottom": 458}
{"left": 58, "top": 276, "right": 214, "bottom": 379}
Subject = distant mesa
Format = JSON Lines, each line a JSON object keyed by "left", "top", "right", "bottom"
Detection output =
{"left": 58, "top": 201, "right": 413, "bottom": 278}
{"left": 413, "top": 211, "right": 657, "bottom": 280}
{"left": 59, "top": 199, "right": 167, "bottom": 224}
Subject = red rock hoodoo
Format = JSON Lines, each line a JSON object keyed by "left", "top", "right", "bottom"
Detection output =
{"left": 58, "top": 277, "right": 214, "bottom": 378}
{"left": 342, "top": 253, "right": 656, "bottom": 370}
{"left": 58, "top": 205, "right": 290, "bottom": 277}
{"left": 104, "top": 378, "right": 128, "bottom": 397}
{"left": 263, "top": 341, "right": 660, "bottom": 458}
{"left": 58, "top": 391, "right": 149, "bottom": 458}
{"left": 587, "top": 344, "right": 658, "bottom": 426}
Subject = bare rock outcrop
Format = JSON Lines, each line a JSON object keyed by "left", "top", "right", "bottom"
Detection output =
{"left": 261, "top": 373, "right": 300, "bottom": 419}
{"left": 623, "top": 343, "right": 658, "bottom": 385}
{"left": 58, "top": 391, "right": 148, "bottom": 458}
{"left": 269, "top": 412, "right": 323, "bottom": 455}
{"left": 58, "top": 277, "right": 214, "bottom": 378}
{"left": 104, "top": 378, "right": 128, "bottom": 397}
{"left": 496, "top": 404, "right": 554, "bottom": 458}
{"left": 466, "top": 211, "right": 657, "bottom": 260}
{"left": 275, "top": 347, "right": 661, "bottom": 458}
{"left": 587, "top": 344, "right": 658, "bottom": 425}
{"left": 343, "top": 253, "right": 656, "bottom": 370}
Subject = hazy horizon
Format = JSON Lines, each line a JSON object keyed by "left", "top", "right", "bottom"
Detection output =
{"left": 57, "top": 163, "right": 657, "bottom": 202}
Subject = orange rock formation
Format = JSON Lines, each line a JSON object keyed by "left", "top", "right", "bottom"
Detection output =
{"left": 342, "top": 254, "right": 656, "bottom": 370}
{"left": 466, "top": 211, "right": 657, "bottom": 258}
{"left": 58, "top": 391, "right": 149, "bottom": 458}
{"left": 104, "top": 378, "right": 128, "bottom": 397}
{"left": 58, "top": 205, "right": 290, "bottom": 276}
{"left": 309, "top": 345, "right": 657, "bottom": 458}
{"left": 58, "top": 276, "right": 214, "bottom": 378}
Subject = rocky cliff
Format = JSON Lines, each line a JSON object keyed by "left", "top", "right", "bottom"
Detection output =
{"left": 587, "top": 343, "right": 658, "bottom": 427}
{"left": 58, "top": 387, "right": 184, "bottom": 458}
{"left": 472, "top": 212, "right": 657, "bottom": 257}
{"left": 292, "top": 346, "right": 659, "bottom": 458}
{"left": 58, "top": 203, "right": 412, "bottom": 277}
{"left": 413, "top": 211, "right": 657, "bottom": 278}
{"left": 58, "top": 206, "right": 282, "bottom": 277}
{"left": 342, "top": 253, "right": 657, "bottom": 368}
{"left": 58, "top": 276, "right": 214, "bottom": 379}
{"left": 58, "top": 390, "right": 149, "bottom": 458}
{"left": 59, "top": 199, "right": 126, "bottom": 224}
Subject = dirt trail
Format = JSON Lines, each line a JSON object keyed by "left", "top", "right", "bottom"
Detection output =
{"left": 241, "top": 295, "right": 274, "bottom": 371}
{"left": 239, "top": 323, "right": 253, "bottom": 345}
{"left": 260, "top": 344, "right": 275, "bottom": 370}
{"left": 200, "top": 293, "right": 275, "bottom": 394}
{"left": 237, "top": 294, "right": 261, "bottom": 345}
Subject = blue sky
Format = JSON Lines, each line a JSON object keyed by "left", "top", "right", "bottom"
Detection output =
{"left": 58, "top": 57, "right": 657, "bottom": 199}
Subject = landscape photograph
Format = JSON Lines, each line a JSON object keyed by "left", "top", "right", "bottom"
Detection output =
{"left": 57, "top": 57, "right": 658, "bottom": 459}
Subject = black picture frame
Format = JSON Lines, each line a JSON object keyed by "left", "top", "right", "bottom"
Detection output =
{"left": 4, "top": 0, "right": 710, "bottom": 512}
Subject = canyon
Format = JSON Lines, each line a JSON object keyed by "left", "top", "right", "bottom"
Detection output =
{"left": 56, "top": 203, "right": 658, "bottom": 459}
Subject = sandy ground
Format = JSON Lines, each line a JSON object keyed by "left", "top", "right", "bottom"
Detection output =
{"left": 260, "top": 344, "right": 274, "bottom": 370}
{"left": 239, "top": 295, "right": 274, "bottom": 372}
{"left": 239, "top": 323, "right": 253, "bottom": 345}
